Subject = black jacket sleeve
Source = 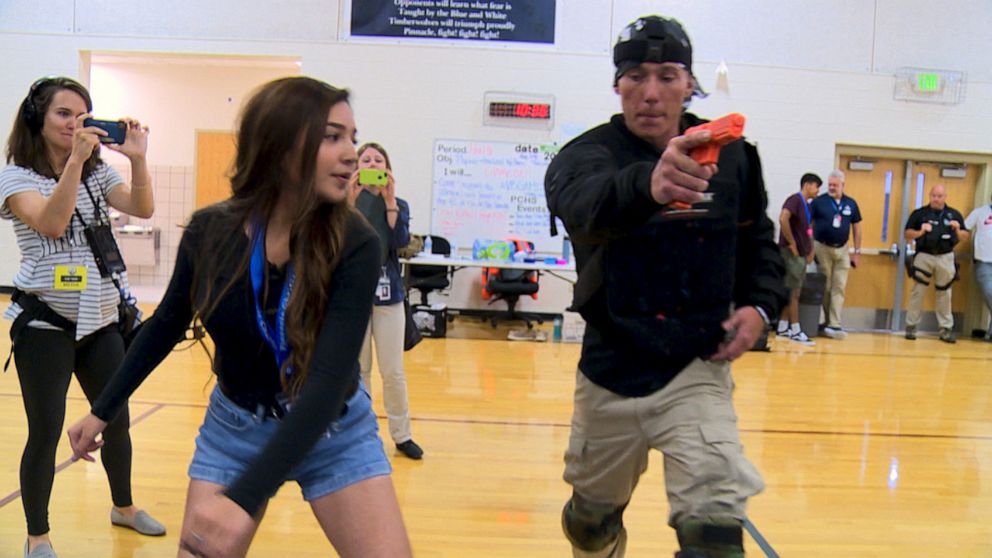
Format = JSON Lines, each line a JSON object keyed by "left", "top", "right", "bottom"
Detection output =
{"left": 222, "top": 229, "right": 380, "bottom": 515}
{"left": 732, "top": 142, "right": 787, "bottom": 319}
{"left": 90, "top": 219, "right": 200, "bottom": 422}
{"left": 545, "top": 142, "right": 663, "bottom": 243}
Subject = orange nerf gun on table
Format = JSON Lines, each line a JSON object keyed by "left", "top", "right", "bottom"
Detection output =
{"left": 667, "top": 112, "right": 746, "bottom": 211}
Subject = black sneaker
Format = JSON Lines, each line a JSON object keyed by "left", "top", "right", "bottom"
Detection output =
{"left": 396, "top": 440, "right": 424, "bottom": 460}
{"left": 939, "top": 328, "right": 956, "bottom": 344}
{"left": 905, "top": 325, "right": 916, "bottom": 340}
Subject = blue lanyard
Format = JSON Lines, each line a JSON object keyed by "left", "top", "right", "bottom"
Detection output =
{"left": 249, "top": 223, "right": 296, "bottom": 376}
{"left": 797, "top": 193, "right": 811, "bottom": 226}
{"left": 831, "top": 196, "right": 844, "bottom": 215}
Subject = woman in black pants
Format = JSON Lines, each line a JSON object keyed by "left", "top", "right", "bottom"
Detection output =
{"left": 1, "top": 77, "right": 164, "bottom": 558}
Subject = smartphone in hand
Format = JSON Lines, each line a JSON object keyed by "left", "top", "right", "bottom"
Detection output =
{"left": 83, "top": 118, "right": 127, "bottom": 144}
{"left": 358, "top": 168, "right": 388, "bottom": 186}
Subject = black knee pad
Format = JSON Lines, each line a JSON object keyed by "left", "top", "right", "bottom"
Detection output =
{"left": 561, "top": 493, "right": 627, "bottom": 552}
{"left": 910, "top": 267, "right": 931, "bottom": 286}
{"left": 936, "top": 279, "right": 954, "bottom": 291}
{"left": 676, "top": 518, "right": 744, "bottom": 558}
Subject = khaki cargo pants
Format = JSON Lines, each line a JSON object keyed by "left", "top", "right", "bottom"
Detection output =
{"left": 564, "top": 359, "right": 763, "bottom": 539}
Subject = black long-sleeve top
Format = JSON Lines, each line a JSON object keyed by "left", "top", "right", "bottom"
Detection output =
{"left": 545, "top": 113, "right": 786, "bottom": 397}
{"left": 91, "top": 204, "right": 380, "bottom": 515}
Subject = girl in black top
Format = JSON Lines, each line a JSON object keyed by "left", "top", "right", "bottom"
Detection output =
{"left": 68, "top": 77, "right": 412, "bottom": 558}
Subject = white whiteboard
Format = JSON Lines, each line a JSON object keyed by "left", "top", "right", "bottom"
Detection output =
{"left": 431, "top": 139, "right": 562, "bottom": 253}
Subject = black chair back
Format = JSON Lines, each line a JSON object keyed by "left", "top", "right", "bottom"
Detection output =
{"left": 408, "top": 235, "right": 453, "bottom": 305}
{"left": 483, "top": 265, "right": 540, "bottom": 328}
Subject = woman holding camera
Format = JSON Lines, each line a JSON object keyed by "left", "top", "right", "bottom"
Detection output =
{"left": 348, "top": 142, "right": 423, "bottom": 460}
{"left": 1, "top": 76, "right": 162, "bottom": 557}
{"left": 68, "top": 77, "right": 413, "bottom": 557}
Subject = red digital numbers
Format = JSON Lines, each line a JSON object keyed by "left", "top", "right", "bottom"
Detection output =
{"left": 489, "top": 102, "right": 551, "bottom": 120}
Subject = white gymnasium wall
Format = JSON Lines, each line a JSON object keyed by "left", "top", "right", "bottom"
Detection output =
{"left": 0, "top": 0, "right": 990, "bottom": 313}
{"left": 90, "top": 58, "right": 301, "bottom": 166}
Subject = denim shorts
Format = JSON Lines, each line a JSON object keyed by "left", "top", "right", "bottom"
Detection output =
{"left": 188, "top": 384, "right": 391, "bottom": 502}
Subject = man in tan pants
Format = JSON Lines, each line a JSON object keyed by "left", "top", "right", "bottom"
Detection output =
{"left": 809, "top": 170, "right": 862, "bottom": 339}
{"left": 545, "top": 14, "right": 786, "bottom": 558}
{"left": 904, "top": 184, "right": 969, "bottom": 343}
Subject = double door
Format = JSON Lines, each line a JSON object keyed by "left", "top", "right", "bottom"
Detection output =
{"left": 838, "top": 155, "right": 981, "bottom": 330}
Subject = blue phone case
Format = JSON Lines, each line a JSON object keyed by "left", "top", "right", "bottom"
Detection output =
{"left": 83, "top": 118, "right": 126, "bottom": 144}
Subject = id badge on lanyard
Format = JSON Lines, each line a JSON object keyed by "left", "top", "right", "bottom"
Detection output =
{"left": 54, "top": 264, "right": 88, "bottom": 290}
{"left": 832, "top": 198, "right": 845, "bottom": 229}
{"left": 377, "top": 266, "right": 391, "bottom": 301}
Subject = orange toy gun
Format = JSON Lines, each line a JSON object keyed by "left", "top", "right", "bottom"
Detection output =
{"left": 667, "top": 113, "right": 746, "bottom": 211}
{"left": 686, "top": 112, "right": 746, "bottom": 165}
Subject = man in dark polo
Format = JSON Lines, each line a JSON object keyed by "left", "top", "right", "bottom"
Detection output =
{"left": 904, "top": 184, "right": 969, "bottom": 343}
{"left": 810, "top": 170, "right": 862, "bottom": 339}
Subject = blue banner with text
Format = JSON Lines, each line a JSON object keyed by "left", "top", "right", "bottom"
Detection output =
{"left": 351, "top": 0, "right": 555, "bottom": 44}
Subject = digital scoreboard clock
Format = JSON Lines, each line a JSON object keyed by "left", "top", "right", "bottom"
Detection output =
{"left": 483, "top": 92, "right": 555, "bottom": 129}
{"left": 488, "top": 101, "right": 552, "bottom": 119}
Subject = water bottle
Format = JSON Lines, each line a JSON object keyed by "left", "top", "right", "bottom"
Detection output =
{"left": 553, "top": 316, "right": 562, "bottom": 342}
{"left": 424, "top": 235, "right": 433, "bottom": 255}
{"left": 562, "top": 236, "right": 572, "bottom": 262}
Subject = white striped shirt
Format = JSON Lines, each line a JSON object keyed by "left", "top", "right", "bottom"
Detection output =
{"left": 0, "top": 163, "right": 133, "bottom": 340}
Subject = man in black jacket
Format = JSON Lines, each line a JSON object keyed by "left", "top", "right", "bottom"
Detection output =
{"left": 545, "top": 15, "right": 786, "bottom": 558}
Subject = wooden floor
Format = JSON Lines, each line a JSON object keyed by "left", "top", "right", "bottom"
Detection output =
{"left": 0, "top": 307, "right": 990, "bottom": 557}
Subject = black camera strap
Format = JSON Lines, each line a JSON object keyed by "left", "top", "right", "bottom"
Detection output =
{"left": 74, "top": 182, "right": 127, "bottom": 279}
{"left": 73, "top": 181, "right": 128, "bottom": 287}
{"left": 77, "top": 179, "right": 110, "bottom": 225}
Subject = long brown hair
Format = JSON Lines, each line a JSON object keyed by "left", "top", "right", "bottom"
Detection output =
{"left": 191, "top": 76, "right": 353, "bottom": 398}
{"left": 5, "top": 77, "right": 101, "bottom": 179}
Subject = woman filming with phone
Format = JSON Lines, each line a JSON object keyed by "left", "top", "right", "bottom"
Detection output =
{"left": 1, "top": 76, "right": 162, "bottom": 558}
{"left": 348, "top": 142, "right": 423, "bottom": 460}
{"left": 68, "top": 77, "right": 412, "bottom": 558}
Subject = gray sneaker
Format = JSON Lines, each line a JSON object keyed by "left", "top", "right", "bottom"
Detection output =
{"left": 111, "top": 508, "right": 166, "bottom": 536}
{"left": 24, "top": 540, "right": 57, "bottom": 558}
{"left": 905, "top": 325, "right": 917, "bottom": 340}
{"left": 939, "top": 328, "right": 956, "bottom": 344}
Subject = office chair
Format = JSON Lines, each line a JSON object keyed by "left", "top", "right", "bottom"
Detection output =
{"left": 480, "top": 240, "right": 542, "bottom": 329}
{"left": 407, "top": 235, "right": 452, "bottom": 306}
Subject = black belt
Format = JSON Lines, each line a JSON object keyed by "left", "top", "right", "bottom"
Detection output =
{"left": 218, "top": 379, "right": 356, "bottom": 420}
{"left": 819, "top": 241, "right": 846, "bottom": 248}
{"left": 220, "top": 383, "right": 287, "bottom": 419}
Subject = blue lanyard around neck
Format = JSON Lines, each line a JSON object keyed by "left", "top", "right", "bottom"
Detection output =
{"left": 797, "top": 193, "right": 811, "bottom": 225}
{"left": 249, "top": 223, "right": 296, "bottom": 376}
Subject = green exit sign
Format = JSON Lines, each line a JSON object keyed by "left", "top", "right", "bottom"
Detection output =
{"left": 916, "top": 72, "right": 941, "bottom": 92}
